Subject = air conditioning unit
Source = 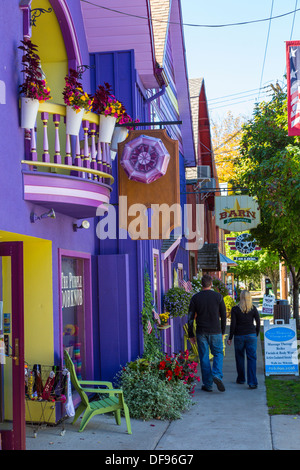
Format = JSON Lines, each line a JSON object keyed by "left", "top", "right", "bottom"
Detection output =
{"left": 197, "top": 165, "right": 211, "bottom": 181}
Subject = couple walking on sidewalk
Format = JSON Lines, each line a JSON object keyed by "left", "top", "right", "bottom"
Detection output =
{"left": 188, "top": 274, "right": 260, "bottom": 392}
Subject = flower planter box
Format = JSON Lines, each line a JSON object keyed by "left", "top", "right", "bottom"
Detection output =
{"left": 66, "top": 106, "right": 84, "bottom": 136}
{"left": 21, "top": 97, "right": 39, "bottom": 129}
{"left": 99, "top": 114, "right": 116, "bottom": 143}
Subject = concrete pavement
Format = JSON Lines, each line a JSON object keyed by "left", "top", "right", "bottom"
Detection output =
{"left": 25, "top": 324, "right": 300, "bottom": 451}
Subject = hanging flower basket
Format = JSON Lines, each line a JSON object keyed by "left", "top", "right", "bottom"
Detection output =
{"left": 66, "top": 106, "right": 84, "bottom": 136}
{"left": 110, "top": 126, "right": 128, "bottom": 151}
{"left": 18, "top": 39, "right": 52, "bottom": 129}
{"left": 20, "top": 96, "right": 39, "bottom": 129}
{"left": 99, "top": 114, "right": 117, "bottom": 143}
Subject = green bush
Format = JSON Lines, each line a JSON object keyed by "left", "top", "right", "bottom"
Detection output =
{"left": 224, "top": 295, "right": 236, "bottom": 316}
{"left": 163, "top": 287, "right": 193, "bottom": 318}
{"left": 116, "top": 354, "right": 196, "bottom": 421}
{"left": 191, "top": 276, "right": 229, "bottom": 297}
{"left": 141, "top": 271, "right": 163, "bottom": 360}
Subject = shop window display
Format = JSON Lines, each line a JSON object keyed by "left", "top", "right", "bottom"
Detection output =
{"left": 61, "top": 257, "right": 85, "bottom": 379}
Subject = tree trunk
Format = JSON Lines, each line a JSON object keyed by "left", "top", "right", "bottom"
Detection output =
{"left": 289, "top": 266, "right": 300, "bottom": 329}
{"left": 264, "top": 268, "right": 279, "bottom": 299}
{"left": 292, "top": 280, "right": 299, "bottom": 330}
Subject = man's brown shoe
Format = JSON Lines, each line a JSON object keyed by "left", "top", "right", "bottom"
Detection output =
{"left": 213, "top": 376, "right": 225, "bottom": 392}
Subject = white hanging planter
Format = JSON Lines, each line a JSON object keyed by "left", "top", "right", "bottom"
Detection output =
{"left": 110, "top": 126, "right": 128, "bottom": 151}
{"left": 21, "top": 97, "right": 39, "bottom": 129}
{"left": 99, "top": 114, "right": 117, "bottom": 143}
{"left": 66, "top": 106, "right": 84, "bottom": 136}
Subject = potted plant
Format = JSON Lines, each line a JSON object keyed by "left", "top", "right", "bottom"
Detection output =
{"left": 163, "top": 287, "right": 193, "bottom": 319}
{"left": 18, "top": 39, "right": 52, "bottom": 128}
{"left": 157, "top": 312, "right": 171, "bottom": 330}
{"left": 63, "top": 68, "right": 93, "bottom": 136}
{"left": 92, "top": 83, "right": 125, "bottom": 143}
{"left": 110, "top": 112, "right": 130, "bottom": 152}
{"left": 111, "top": 112, "right": 141, "bottom": 154}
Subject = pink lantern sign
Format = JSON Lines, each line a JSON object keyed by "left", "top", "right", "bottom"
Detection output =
{"left": 120, "top": 134, "right": 170, "bottom": 183}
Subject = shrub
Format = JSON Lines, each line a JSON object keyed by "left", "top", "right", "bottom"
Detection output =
{"left": 163, "top": 287, "right": 193, "bottom": 318}
{"left": 158, "top": 351, "right": 200, "bottom": 395}
{"left": 141, "top": 272, "right": 163, "bottom": 360}
{"left": 224, "top": 295, "right": 236, "bottom": 317}
{"left": 191, "top": 276, "right": 229, "bottom": 297}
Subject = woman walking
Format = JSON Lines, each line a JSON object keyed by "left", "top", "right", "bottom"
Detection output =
{"left": 227, "top": 290, "right": 260, "bottom": 389}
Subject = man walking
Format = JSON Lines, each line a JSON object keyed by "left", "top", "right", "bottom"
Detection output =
{"left": 188, "top": 274, "right": 226, "bottom": 392}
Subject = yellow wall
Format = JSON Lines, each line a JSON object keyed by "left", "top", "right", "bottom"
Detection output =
{"left": 31, "top": 0, "right": 68, "bottom": 104}
{"left": 31, "top": 0, "right": 69, "bottom": 176}
{"left": 23, "top": 238, "right": 54, "bottom": 365}
{"left": 24, "top": 238, "right": 55, "bottom": 422}
{"left": 0, "top": 232, "right": 55, "bottom": 422}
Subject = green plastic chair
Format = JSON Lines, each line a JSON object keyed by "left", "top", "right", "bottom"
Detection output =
{"left": 64, "top": 350, "right": 132, "bottom": 434}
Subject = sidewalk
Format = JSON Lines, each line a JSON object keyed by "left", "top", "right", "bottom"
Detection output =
{"left": 25, "top": 324, "right": 300, "bottom": 451}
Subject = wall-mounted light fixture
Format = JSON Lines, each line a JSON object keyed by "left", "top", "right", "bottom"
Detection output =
{"left": 73, "top": 220, "right": 90, "bottom": 232}
{"left": 30, "top": 208, "right": 56, "bottom": 223}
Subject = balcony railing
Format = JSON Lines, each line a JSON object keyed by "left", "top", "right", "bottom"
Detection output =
{"left": 21, "top": 102, "right": 114, "bottom": 219}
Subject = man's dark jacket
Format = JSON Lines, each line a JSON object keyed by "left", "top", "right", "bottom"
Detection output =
{"left": 188, "top": 289, "right": 226, "bottom": 337}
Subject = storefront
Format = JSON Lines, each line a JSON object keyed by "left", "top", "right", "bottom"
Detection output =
{"left": 0, "top": 233, "right": 95, "bottom": 450}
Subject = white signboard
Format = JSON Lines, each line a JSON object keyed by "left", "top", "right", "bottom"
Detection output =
{"left": 0, "top": 335, "right": 5, "bottom": 364}
{"left": 262, "top": 294, "right": 275, "bottom": 315}
{"left": 264, "top": 319, "right": 299, "bottom": 376}
{"left": 215, "top": 195, "right": 261, "bottom": 231}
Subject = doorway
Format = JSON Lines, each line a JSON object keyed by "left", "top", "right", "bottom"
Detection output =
{"left": 0, "top": 242, "right": 25, "bottom": 450}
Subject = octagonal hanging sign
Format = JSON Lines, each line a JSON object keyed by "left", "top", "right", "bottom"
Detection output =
{"left": 120, "top": 134, "right": 170, "bottom": 184}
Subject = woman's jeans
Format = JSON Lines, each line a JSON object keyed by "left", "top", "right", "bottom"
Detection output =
{"left": 196, "top": 334, "right": 223, "bottom": 390}
{"left": 234, "top": 334, "right": 258, "bottom": 386}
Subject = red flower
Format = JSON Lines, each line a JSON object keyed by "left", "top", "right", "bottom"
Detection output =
{"left": 159, "top": 361, "right": 166, "bottom": 370}
{"left": 166, "top": 370, "right": 173, "bottom": 381}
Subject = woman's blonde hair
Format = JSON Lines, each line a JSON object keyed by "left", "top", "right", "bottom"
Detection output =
{"left": 239, "top": 290, "right": 253, "bottom": 313}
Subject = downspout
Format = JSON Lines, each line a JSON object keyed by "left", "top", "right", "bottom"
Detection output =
{"left": 146, "top": 84, "right": 166, "bottom": 103}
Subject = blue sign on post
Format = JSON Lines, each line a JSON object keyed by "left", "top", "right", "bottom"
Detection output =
{"left": 264, "top": 319, "right": 299, "bottom": 376}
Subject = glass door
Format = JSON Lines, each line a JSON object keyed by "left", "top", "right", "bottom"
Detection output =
{"left": 0, "top": 242, "right": 25, "bottom": 450}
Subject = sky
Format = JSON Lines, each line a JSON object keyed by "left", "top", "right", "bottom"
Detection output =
{"left": 181, "top": 0, "right": 300, "bottom": 123}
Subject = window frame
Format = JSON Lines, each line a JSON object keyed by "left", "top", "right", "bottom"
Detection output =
{"left": 58, "top": 249, "right": 93, "bottom": 378}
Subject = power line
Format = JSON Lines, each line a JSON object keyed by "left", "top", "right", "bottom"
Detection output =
{"left": 208, "top": 89, "right": 270, "bottom": 107}
{"left": 210, "top": 96, "right": 263, "bottom": 110}
{"left": 207, "top": 85, "right": 269, "bottom": 102}
{"left": 283, "top": 0, "right": 298, "bottom": 77}
{"left": 289, "top": 0, "right": 298, "bottom": 39}
{"left": 80, "top": 1, "right": 300, "bottom": 29}
{"left": 189, "top": 85, "right": 269, "bottom": 102}
{"left": 258, "top": 0, "right": 274, "bottom": 100}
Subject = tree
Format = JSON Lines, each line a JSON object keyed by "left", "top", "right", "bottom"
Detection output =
{"left": 212, "top": 112, "right": 244, "bottom": 184}
{"left": 231, "top": 89, "right": 300, "bottom": 325}
{"left": 225, "top": 231, "right": 260, "bottom": 289}
{"left": 256, "top": 250, "right": 280, "bottom": 299}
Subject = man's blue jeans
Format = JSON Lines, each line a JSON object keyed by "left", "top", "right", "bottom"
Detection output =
{"left": 234, "top": 334, "right": 258, "bottom": 387}
{"left": 196, "top": 333, "right": 223, "bottom": 390}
